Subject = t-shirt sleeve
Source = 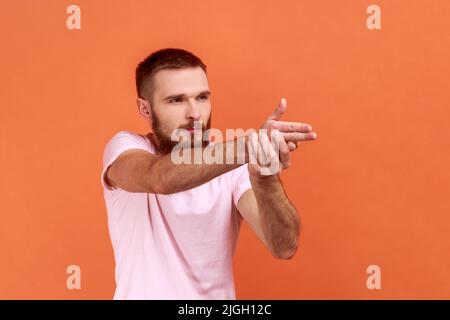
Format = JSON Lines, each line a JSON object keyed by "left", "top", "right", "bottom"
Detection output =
{"left": 231, "top": 163, "right": 253, "bottom": 207}
{"left": 100, "top": 130, "right": 150, "bottom": 191}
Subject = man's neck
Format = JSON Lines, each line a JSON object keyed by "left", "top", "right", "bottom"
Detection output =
{"left": 146, "top": 132, "right": 165, "bottom": 156}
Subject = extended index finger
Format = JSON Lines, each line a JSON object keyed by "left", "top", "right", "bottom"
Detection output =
{"left": 271, "top": 121, "right": 312, "bottom": 132}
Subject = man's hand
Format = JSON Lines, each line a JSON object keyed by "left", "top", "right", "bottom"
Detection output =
{"left": 247, "top": 130, "right": 288, "bottom": 177}
{"left": 247, "top": 98, "right": 318, "bottom": 177}
{"left": 261, "top": 97, "right": 317, "bottom": 151}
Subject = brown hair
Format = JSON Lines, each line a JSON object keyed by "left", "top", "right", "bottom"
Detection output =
{"left": 136, "top": 48, "right": 207, "bottom": 100}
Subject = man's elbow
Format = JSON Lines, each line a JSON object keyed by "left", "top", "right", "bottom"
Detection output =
{"left": 272, "top": 243, "right": 299, "bottom": 260}
{"left": 271, "top": 217, "right": 300, "bottom": 260}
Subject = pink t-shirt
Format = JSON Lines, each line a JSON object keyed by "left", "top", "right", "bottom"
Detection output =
{"left": 100, "top": 130, "right": 252, "bottom": 299}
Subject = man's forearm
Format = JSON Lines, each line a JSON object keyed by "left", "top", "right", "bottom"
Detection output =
{"left": 249, "top": 174, "right": 300, "bottom": 259}
{"left": 149, "top": 137, "right": 248, "bottom": 194}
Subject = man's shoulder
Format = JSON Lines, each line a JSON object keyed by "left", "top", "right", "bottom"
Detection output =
{"left": 105, "top": 130, "right": 150, "bottom": 146}
{"left": 102, "top": 130, "right": 153, "bottom": 161}
{"left": 111, "top": 129, "right": 146, "bottom": 139}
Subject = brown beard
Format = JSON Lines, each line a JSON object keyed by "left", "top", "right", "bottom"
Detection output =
{"left": 149, "top": 108, "right": 212, "bottom": 155}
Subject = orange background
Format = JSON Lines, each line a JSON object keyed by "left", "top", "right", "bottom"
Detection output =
{"left": 1, "top": 0, "right": 449, "bottom": 299}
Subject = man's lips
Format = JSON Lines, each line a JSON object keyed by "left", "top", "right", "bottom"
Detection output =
{"left": 184, "top": 126, "right": 203, "bottom": 133}
{"left": 180, "top": 124, "right": 204, "bottom": 133}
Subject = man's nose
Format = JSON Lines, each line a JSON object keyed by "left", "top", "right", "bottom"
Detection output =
{"left": 186, "top": 100, "right": 201, "bottom": 121}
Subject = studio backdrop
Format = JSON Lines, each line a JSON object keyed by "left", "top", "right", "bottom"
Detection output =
{"left": 0, "top": 0, "right": 449, "bottom": 299}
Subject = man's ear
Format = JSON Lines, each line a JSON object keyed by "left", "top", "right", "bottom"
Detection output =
{"left": 137, "top": 97, "right": 152, "bottom": 120}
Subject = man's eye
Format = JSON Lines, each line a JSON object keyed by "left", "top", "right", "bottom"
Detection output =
{"left": 198, "top": 95, "right": 208, "bottom": 101}
{"left": 169, "top": 98, "right": 182, "bottom": 103}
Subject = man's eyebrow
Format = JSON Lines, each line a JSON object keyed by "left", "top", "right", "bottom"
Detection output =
{"left": 163, "top": 91, "right": 211, "bottom": 101}
{"left": 198, "top": 90, "right": 211, "bottom": 96}
{"left": 163, "top": 93, "right": 186, "bottom": 101}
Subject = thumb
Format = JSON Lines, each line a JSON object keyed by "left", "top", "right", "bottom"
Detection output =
{"left": 266, "top": 97, "right": 287, "bottom": 121}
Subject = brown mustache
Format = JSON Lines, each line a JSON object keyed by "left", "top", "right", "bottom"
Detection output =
{"left": 179, "top": 122, "right": 205, "bottom": 130}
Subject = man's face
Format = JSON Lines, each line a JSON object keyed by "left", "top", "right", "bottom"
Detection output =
{"left": 148, "top": 67, "right": 212, "bottom": 154}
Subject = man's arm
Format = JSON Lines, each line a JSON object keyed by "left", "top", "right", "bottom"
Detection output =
{"left": 106, "top": 97, "right": 316, "bottom": 194}
{"left": 234, "top": 97, "right": 315, "bottom": 259}
{"left": 237, "top": 175, "right": 300, "bottom": 260}
{"left": 105, "top": 137, "right": 248, "bottom": 194}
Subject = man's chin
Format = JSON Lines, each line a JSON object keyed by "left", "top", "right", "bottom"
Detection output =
{"left": 176, "top": 138, "right": 209, "bottom": 150}
{"left": 153, "top": 129, "right": 211, "bottom": 154}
